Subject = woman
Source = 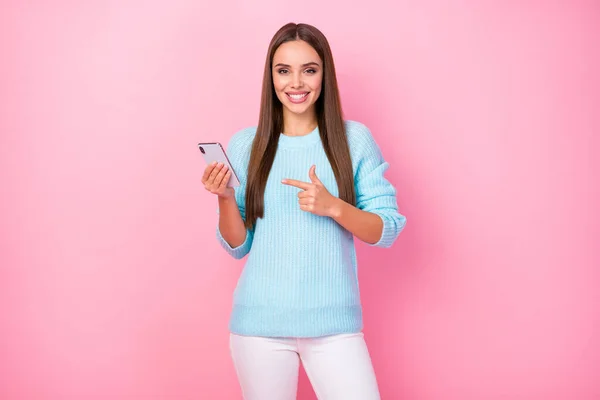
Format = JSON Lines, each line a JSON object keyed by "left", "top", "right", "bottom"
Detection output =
{"left": 201, "top": 22, "right": 406, "bottom": 400}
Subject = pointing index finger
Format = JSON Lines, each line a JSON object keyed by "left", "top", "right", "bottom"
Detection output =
{"left": 281, "top": 178, "right": 311, "bottom": 190}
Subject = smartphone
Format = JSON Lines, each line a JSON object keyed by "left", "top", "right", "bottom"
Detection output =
{"left": 197, "top": 142, "right": 241, "bottom": 187}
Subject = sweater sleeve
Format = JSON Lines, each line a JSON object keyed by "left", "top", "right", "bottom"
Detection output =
{"left": 215, "top": 128, "right": 255, "bottom": 259}
{"left": 352, "top": 124, "right": 407, "bottom": 248}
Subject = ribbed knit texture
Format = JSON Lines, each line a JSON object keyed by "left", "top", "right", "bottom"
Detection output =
{"left": 216, "top": 120, "right": 406, "bottom": 338}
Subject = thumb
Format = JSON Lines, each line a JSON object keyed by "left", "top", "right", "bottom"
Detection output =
{"left": 309, "top": 165, "right": 322, "bottom": 184}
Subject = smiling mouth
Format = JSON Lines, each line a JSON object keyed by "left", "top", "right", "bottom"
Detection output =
{"left": 286, "top": 92, "right": 310, "bottom": 103}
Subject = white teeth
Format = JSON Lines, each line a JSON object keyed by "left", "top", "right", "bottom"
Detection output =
{"left": 288, "top": 93, "right": 308, "bottom": 100}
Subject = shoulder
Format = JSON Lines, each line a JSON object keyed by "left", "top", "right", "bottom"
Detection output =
{"left": 344, "top": 120, "right": 382, "bottom": 159}
{"left": 222, "top": 126, "right": 256, "bottom": 175}
{"left": 227, "top": 126, "right": 257, "bottom": 153}
{"left": 226, "top": 126, "right": 257, "bottom": 165}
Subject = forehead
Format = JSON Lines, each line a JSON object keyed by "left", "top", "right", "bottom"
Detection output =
{"left": 273, "top": 40, "right": 322, "bottom": 66}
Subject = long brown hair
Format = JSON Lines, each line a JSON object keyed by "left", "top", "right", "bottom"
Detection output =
{"left": 244, "top": 22, "right": 356, "bottom": 229}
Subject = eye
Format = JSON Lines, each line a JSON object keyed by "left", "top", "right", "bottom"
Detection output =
{"left": 277, "top": 69, "right": 289, "bottom": 74}
{"left": 305, "top": 68, "right": 317, "bottom": 74}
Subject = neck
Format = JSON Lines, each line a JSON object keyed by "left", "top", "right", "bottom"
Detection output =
{"left": 282, "top": 108, "right": 318, "bottom": 136}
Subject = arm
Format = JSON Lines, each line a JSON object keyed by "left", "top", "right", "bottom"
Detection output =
{"left": 210, "top": 129, "right": 255, "bottom": 259}
{"left": 215, "top": 187, "right": 254, "bottom": 259}
{"left": 329, "top": 198, "right": 384, "bottom": 245}
{"left": 280, "top": 123, "right": 406, "bottom": 248}
{"left": 283, "top": 158, "right": 405, "bottom": 248}
{"left": 347, "top": 129, "right": 407, "bottom": 248}
{"left": 218, "top": 193, "right": 248, "bottom": 249}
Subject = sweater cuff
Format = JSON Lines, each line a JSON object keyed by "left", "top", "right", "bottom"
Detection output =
{"left": 369, "top": 212, "right": 407, "bottom": 248}
{"left": 216, "top": 227, "right": 253, "bottom": 259}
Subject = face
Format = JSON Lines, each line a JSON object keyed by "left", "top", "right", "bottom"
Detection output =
{"left": 272, "top": 40, "right": 323, "bottom": 116}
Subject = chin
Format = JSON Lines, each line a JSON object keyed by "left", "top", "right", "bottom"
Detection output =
{"left": 287, "top": 104, "right": 313, "bottom": 115}
{"left": 280, "top": 96, "right": 317, "bottom": 115}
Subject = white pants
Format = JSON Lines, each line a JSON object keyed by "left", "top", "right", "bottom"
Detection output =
{"left": 229, "top": 331, "right": 381, "bottom": 400}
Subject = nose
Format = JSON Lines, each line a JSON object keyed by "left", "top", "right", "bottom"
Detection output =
{"left": 291, "top": 72, "right": 303, "bottom": 88}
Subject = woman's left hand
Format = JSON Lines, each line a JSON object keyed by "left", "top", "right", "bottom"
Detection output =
{"left": 282, "top": 165, "right": 341, "bottom": 218}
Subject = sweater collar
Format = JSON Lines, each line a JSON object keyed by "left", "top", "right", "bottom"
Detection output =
{"left": 278, "top": 125, "right": 321, "bottom": 149}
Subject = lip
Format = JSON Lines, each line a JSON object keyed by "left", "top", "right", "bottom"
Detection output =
{"left": 286, "top": 92, "right": 310, "bottom": 104}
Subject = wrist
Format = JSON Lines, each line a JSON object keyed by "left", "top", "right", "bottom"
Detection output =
{"left": 218, "top": 193, "right": 236, "bottom": 204}
{"left": 328, "top": 197, "right": 345, "bottom": 219}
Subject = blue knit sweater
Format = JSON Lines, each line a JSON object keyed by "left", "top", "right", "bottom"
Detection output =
{"left": 216, "top": 120, "right": 406, "bottom": 337}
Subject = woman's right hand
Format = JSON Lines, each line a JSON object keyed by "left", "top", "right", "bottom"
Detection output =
{"left": 202, "top": 162, "right": 234, "bottom": 199}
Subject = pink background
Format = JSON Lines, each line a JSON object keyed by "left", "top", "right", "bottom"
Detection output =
{"left": 1, "top": 1, "right": 599, "bottom": 399}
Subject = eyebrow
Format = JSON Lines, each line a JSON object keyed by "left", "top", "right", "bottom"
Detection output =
{"left": 274, "top": 62, "right": 320, "bottom": 68}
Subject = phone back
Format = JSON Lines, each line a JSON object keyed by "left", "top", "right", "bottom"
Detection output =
{"left": 198, "top": 142, "right": 241, "bottom": 187}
